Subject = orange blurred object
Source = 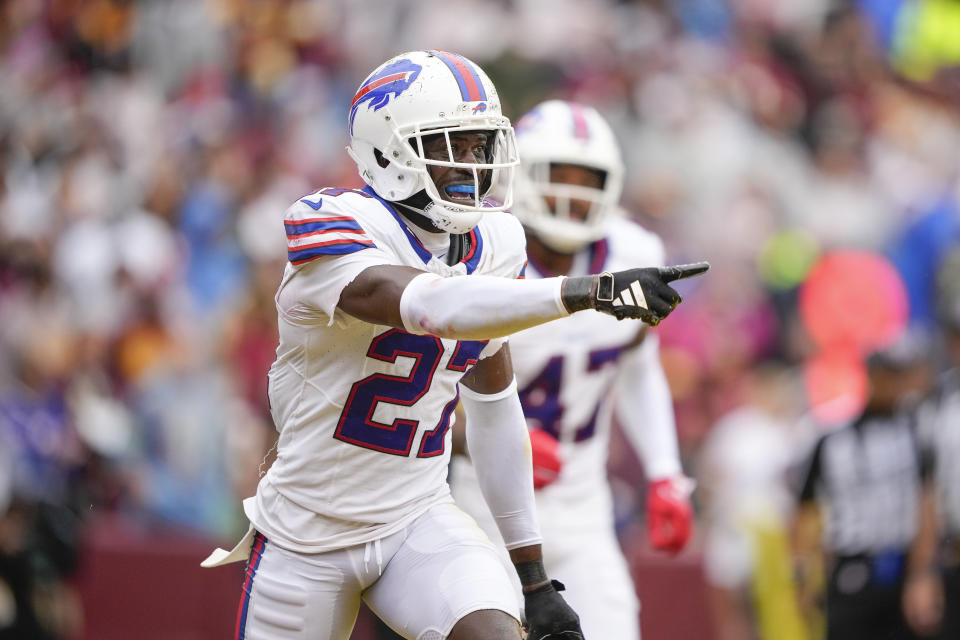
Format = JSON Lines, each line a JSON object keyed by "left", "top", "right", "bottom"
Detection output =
{"left": 803, "top": 346, "right": 869, "bottom": 425}
{"left": 799, "top": 250, "right": 909, "bottom": 353}
{"left": 799, "top": 251, "right": 910, "bottom": 424}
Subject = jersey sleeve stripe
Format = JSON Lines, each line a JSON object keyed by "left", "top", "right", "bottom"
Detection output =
{"left": 286, "top": 226, "right": 368, "bottom": 240}
{"left": 285, "top": 213, "right": 372, "bottom": 250}
{"left": 286, "top": 215, "right": 359, "bottom": 226}
{"left": 285, "top": 217, "right": 363, "bottom": 233}
{"left": 289, "top": 237, "right": 376, "bottom": 252}
{"left": 288, "top": 239, "right": 376, "bottom": 265}
{"left": 288, "top": 230, "right": 372, "bottom": 249}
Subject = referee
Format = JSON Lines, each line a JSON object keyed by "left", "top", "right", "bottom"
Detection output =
{"left": 793, "top": 335, "right": 931, "bottom": 640}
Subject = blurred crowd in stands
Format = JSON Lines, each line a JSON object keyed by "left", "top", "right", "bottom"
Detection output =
{"left": 1, "top": 0, "right": 960, "bottom": 638}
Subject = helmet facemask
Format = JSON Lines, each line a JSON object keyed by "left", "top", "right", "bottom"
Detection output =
{"left": 393, "top": 120, "right": 518, "bottom": 233}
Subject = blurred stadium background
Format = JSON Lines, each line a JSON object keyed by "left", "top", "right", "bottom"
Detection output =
{"left": 1, "top": 0, "right": 959, "bottom": 638}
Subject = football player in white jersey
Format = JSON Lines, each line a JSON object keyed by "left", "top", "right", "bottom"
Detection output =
{"left": 202, "top": 51, "right": 707, "bottom": 640}
{"left": 450, "top": 100, "right": 696, "bottom": 640}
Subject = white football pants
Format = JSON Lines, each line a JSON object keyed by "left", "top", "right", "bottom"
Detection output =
{"left": 235, "top": 502, "right": 520, "bottom": 640}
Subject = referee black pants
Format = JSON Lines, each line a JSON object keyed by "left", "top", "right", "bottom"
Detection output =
{"left": 826, "top": 554, "right": 916, "bottom": 640}
{"left": 939, "top": 565, "right": 960, "bottom": 640}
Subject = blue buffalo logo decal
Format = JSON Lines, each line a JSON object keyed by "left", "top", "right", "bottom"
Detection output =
{"left": 471, "top": 102, "right": 487, "bottom": 114}
{"left": 349, "top": 59, "right": 422, "bottom": 134}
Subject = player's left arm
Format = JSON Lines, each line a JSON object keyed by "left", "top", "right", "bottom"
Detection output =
{"left": 460, "top": 347, "right": 582, "bottom": 639}
{"left": 616, "top": 329, "right": 694, "bottom": 554}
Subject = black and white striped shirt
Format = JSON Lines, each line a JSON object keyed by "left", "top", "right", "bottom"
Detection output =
{"left": 798, "top": 411, "right": 926, "bottom": 556}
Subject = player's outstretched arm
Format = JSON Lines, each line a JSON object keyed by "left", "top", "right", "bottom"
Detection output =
{"left": 460, "top": 349, "right": 583, "bottom": 639}
{"left": 338, "top": 262, "right": 710, "bottom": 339}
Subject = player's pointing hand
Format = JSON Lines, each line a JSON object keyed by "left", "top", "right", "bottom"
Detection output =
{"left": 561, "top": 261, "right": 710, "bottom": 325}
{"left": 657, "top": 261, "right": 711, "bottom": 283}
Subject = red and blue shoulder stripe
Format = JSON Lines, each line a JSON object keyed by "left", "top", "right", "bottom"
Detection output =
{"left": 285, "top": 205, "right": 375, "bottom": 266}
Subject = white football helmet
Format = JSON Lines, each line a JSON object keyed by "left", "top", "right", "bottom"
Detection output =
{"left": 513, "top": 100, "right": 625, "bottom": 252}
{"left": 347, "top": 50, "right": 519, "bottom": 234}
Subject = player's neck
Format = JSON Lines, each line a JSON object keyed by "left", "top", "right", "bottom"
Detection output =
{"left": 406, "top": 219, "right": 449, "bottom": 256}
{"left": 526, "top": 234, "right": 574, "bottom": 277}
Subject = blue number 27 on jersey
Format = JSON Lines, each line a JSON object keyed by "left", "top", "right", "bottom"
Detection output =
{"left": 334, "top": 329, "right": 486, "bottom": 457}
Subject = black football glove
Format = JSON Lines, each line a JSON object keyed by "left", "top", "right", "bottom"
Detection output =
{"left": 524, "top": 579, "right": 584, "bottom": 640}
{"left": 563, "top": 261, "right": 710, "bottom": 326}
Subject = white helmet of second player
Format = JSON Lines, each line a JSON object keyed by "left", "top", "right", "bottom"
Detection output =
{"left": 347, "top": 50, "right": 519, "bottom": 234}
{"left": 513, "top": 100, "right": 625, "bottom": 252}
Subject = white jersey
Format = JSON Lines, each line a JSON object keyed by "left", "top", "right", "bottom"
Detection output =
{"left": 452, "top": 216, "right": 666, "bottom": 536}
{"left": 246, "top": 186, "right": 526, "bottom": 554}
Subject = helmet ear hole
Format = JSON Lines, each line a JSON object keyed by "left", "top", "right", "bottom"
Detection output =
{"left": 373, "top": 148, "right": 390, "bottom": 169}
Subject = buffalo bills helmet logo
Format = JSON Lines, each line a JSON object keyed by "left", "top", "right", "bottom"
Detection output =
{"left": 471, "top": 102, "right": 487, "bottom": 114}
{"left": 349, "top": 58, "right": 422, "bottom": 134}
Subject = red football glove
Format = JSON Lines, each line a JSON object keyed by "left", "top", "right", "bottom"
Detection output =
{"left": 529, "top": 428, "right": 562, "bottom": 489}
{"left": 646, "top": 476, "right": 694, "bottom": 554}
